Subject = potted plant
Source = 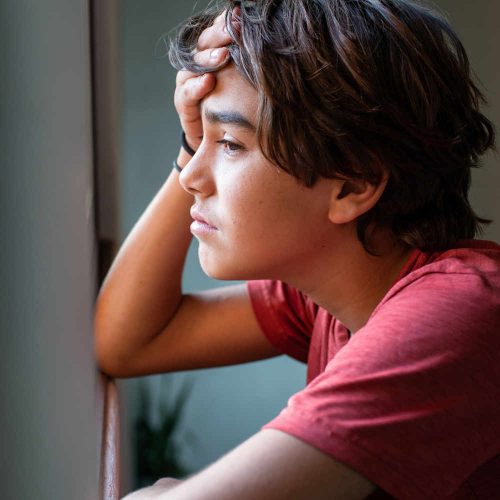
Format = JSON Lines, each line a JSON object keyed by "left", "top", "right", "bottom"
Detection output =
{"left": 134, "top": 376, "right": 196, "bottom": 488}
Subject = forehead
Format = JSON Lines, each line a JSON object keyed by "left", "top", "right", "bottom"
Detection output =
{"left": 201, "top": 64, "right": 258, "bottom": 122}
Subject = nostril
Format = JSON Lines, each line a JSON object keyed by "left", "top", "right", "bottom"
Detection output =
{"left": 178, "top": 167, "right": 201, "bottom": 195}
{"left": 177, "top": 152, "right": 215, "bottom": 198}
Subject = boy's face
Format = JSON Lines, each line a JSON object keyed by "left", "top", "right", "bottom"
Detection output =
{"left": 180, "top": 64, "right": 341, "bottom": 282}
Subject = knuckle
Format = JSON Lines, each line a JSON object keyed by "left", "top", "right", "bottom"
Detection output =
{"left": 217, "top": 10, "right": 229, "bottom": 23}
{"left": 182, "top": 78, "right": 204, "bottom": 101}
{"left": 196, "top": 30, "right": 209, "bottom": 50}
{"left": 192, "top": 50, "right": 204, "bottom": 66}
{"left": 181, "top": 84, "right": 192, "bottom": 101}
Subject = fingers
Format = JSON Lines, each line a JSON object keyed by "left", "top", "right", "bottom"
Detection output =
{"left": 172, "top": 8, "right": 241, "bottom": 146}
{"left": 176, "top": 72, "right": 216, "bottom": 105}
{"left": 175, "top": 15, "right": 232, "bottom": 87}
{"left": 197, "top": 12, "right": 232, "bottom": 51}
{"left": 174, "top": 69, "right": 217, "bottom": 143}
{"left": 176, "top": 69, "right": 199, "bottom": 86}
{"left": 175, "top": 35, "right": 231, "bottom": 100}
{"left": 174, "top": 73, "right": 216, "bottom": 137}
{"left": 193, "top": 46, "right": 230, "bottom": 68}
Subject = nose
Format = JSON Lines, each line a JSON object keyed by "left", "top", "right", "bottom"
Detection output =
{"left": 178, "top": 146, "right": 215, "bottom": 197}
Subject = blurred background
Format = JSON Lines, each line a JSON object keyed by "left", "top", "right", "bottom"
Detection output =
{"left": 1, "top": 0, "right": 498, "bottom": 498}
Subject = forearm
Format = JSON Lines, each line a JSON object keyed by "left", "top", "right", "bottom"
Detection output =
{"left": 94, "top": 149, "right": 193, "bottom": 373}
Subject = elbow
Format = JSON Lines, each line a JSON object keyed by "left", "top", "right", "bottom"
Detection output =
{"left": 94, "top": 327, "right": 122, "bottom": 378}
{"left": 93, "top": 300, "right": 130, "bottom": 379}
{"left": 94, "top": 337, "right": 134, "bottom": 379}
{"left": 94, "top": 316, "right": 146, "bottom": 379}
{"left": 94, "top": 345, "right": 122, "bottom": 378}
{"left": 95, "top": 348, "right": 148, "bottom": 380}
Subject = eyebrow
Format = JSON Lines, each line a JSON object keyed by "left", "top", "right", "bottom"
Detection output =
{"left": 204, "top": 108, "right": 256, "bottom": 132}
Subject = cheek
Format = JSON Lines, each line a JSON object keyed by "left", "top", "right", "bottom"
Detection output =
{"left": 205, "top": 166, "right": 333, "bottom": 277}
{"left": 221, "top": 181, "right": 276, "bottom": 232}
{"left": 224, "top": 193, "right": 320, "bottom": 256}
{"left": 220, "top": 173, "right": 319, "bottom": 239}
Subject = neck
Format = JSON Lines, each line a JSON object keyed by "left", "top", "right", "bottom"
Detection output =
{"left": 285, "top": 227, "right": 412, "bottom": 333}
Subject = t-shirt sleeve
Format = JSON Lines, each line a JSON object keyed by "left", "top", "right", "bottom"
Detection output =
{"left": 247, "top": 280, "right": 318, "bottom": 363}
{"left": 261, "top": 272, "right": 500, "bottom": 499}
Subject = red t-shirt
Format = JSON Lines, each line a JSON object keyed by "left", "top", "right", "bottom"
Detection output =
{"left": 247, "top": 240, "right": 500, "bottom": 499}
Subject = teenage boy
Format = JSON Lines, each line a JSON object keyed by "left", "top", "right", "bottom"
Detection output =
{"left": 95, "top": 1, "right": 500, "bottom": 498}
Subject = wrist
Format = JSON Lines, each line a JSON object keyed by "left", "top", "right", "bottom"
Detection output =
{"left": 175, "top": 130, "right": 202, "bottom": 173}
{"left": 176, "top": 147, "right": 192, "bottom": 169}
{"left": 181, "top": 131, "right": 199, "bottom": 156}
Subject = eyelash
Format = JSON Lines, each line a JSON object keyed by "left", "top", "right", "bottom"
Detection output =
{"left": 216, "top": 139, "right": 244, "bottom": 156}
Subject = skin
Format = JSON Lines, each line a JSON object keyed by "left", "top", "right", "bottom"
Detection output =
{"left": 124, "top": 430, "right": 377, "bottom": 500}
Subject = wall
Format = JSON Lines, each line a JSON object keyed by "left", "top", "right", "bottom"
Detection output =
{"left": 0, "top": 1, "right": 101, "bottom": 499}
{"left": 435, "top": 0, "right": 500, "bottom": 242}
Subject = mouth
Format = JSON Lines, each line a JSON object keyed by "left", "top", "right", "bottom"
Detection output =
{"left": 190, "top": 206, "right": 219, "bottom": 234}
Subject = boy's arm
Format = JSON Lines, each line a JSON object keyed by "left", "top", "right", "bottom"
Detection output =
{"left": 94, "top": 164, "right": 280, "bottom": 378}
{"left": 93, "top": 9, "right": 280, "bottom": 378}
{"left": 123, "top": 429, "right": 376, "bottom": 500}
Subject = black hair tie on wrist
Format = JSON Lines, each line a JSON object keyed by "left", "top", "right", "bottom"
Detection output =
{"left": 181, "top": 131, "right": 197, "bottom": 156}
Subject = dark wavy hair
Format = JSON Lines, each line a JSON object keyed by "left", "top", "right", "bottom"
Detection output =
{"left": 169, "top": 0, "right": 495, "bottom": 252}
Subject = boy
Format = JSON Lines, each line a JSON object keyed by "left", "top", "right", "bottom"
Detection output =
{"left": 95, "top": 1, "right": 500, "bottom": 498}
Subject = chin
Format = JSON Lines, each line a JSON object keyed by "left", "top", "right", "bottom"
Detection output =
{"left": 202, "top": 261, "right": 282, "bottom": 283}
{"left": 199, "top": 254, "right": 263, "bottom": 282}
{"left": 201, "top": 261, "right": 245, "bottom": 281}
{"left": 197, "top": 244, "right": 282, "bottom": 282}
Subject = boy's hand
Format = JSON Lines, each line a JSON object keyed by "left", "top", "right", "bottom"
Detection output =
{"left": 174, "top": 9, "right": 240, "bottom": 152}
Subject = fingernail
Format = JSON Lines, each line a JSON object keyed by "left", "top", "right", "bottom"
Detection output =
{"left": 210, "top": 48, "right": 222, "bottom": 59}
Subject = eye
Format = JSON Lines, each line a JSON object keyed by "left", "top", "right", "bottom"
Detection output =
{"left": 216, "top": 139, "right": 244, "bottom": 156}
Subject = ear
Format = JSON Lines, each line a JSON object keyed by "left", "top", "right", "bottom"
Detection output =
{"left": 328, "top": 172, "right": 388, "bottom": 224}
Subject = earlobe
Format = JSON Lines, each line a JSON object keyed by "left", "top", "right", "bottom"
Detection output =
{"left": 328, "top": 174, "right": 388, "bottom": 224}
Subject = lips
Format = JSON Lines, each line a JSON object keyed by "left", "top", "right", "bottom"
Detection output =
{"left": 190, "top": 206, "right": 218, "bottom": 231}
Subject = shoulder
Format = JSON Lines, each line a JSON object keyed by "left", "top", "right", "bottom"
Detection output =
{"left": 344, "top": 244, "right": 500, "bottom": 374}
{"left": 375, "top": 241, "right": 500, "bottom": 329}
